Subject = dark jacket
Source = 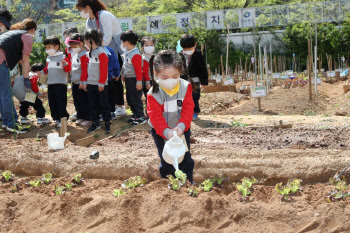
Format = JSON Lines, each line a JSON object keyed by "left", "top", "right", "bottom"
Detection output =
{"left": 0, "top": 30, "right": 27, "bottom": 70}
{"left": 180, "top": 49, "right": 208, "bottom": 85}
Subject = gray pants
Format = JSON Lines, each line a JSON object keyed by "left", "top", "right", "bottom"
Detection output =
{"left": 125, "top": 78, "right": 144, "bottom": 119}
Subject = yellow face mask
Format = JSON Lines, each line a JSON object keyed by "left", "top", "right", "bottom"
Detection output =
{"left": 160, "top": 82, "right": 180, "bottom": 97}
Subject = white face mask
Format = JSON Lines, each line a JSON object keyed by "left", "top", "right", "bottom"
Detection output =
{"left": 120, "top": 43, "right": 127, "bottom": 51}
{"left": 158, "top": 77, "right": 180, "bottom": 90}
{"left": 143, "top": 46, "right": 155, "bottom": 55}
{"left": 0, "top": 25, "right": 6, "bottom": 33}
{"left": 84, "top": 44, "right": 90, "bottom": 51}
{"left": 183, "top": 49, "right": 195, "bottom": 56}
{"left": 72, "top": 48, "right": 81, "bottom": 55}
{"left": 80, "top": 9, "right": 89, "bottom": 19}
{"left": 46, "top": 49, "right": 56, "bottom": 57}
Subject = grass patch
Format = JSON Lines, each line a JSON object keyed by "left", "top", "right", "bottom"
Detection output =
{"left": 304, "top": 110, "right": 318, "bottom": 116}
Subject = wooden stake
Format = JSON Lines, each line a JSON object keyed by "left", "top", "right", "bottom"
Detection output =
{"left": 59, "top": 117, "right": 67, "bottom": 137}
{"left": 308, "top": 39, "right": 312, "bottom": 101}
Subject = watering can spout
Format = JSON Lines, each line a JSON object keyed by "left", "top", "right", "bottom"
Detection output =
{"left": 162, "top": 130, "right": 186, "bottom": 171}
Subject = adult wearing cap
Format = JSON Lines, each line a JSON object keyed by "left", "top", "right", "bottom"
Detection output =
{"left": 0, "top": 18, "right": 37, "bottom": 133}
{"left": 76, "top": 0, "right": 126, "bottom": 116}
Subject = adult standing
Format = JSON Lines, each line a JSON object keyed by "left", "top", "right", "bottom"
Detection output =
{"left": 76, "top": 0, "right": 126, "bottom": 116}
{"left": 0, "top": 18, "right": 36, "bottom": 133}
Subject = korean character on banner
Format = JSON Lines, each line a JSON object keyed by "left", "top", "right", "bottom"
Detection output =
{"left": 211, "top": 15, "right": 220, "bottom": 25}
{"left": 39, "top": 29, "right": 46, "bottom": 37}
{"left": 151, "top": 20, "right": 159, "bottom": 29}
{"left": 181, "top": 17, "right": 189, "bottom": 27}
{"left": 121, "top": 22, "right": 129, "bottom": 32}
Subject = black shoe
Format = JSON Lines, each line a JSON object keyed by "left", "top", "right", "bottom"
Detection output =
{"left": 105, "top": 121, "right": 111, "bottom": 134}
{"left": 131, "top": 117, "right": 147, "bottom": 126}
{"left": 127, "top": 117, "right": 135, "bottom": 123}
{"left": 6, "top": 124, "right": 29, "bottom": 134}
{"left": 87, "top": 122, "right": 101, "bottom": 134}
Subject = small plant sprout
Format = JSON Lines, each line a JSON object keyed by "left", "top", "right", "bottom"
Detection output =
{"left": 72, "top": 173, "right": 84, "bottom": 184}
{"left": 167, "top": 175, "right": 181, "bottom": 191}
{"left": 189, "top": 186, "right": 199, "bottom": 197}
{"left": 211, "top": 174, "right": 228, "bottom": 187}
{"left": 113, "top": 189, "right": 127, "bottom": 197}
{"left": 53, "top": 185, "right": 65, "bottom": 195}
{"left": 42, "top": 173, "right": 52, "bottom": 184}
{"left": 326, "top": 176, "right": 350, "bottom": 202}
{"left": 35, "top": 134, "right": 41, "bottom": 142}
{"left": 275, "top": 179, "right": 302, "bottom": 201}
{"left": 2, "top": 170, "right": 14, "bottom": 182}
{"left": 234, "top": 177, "right": 259, "bottom": 201}
{"left": 29, "top": 179, "right": 42, "bottom": 187}
{"left": 65, "top": 182, "right": 75, "bottom": 191}
{"left": 122, "top": 176, "right": 148, "bottom": 189}
{"left": 201, "top": 179, "right": 213, "bottom": 192}
{"left": 11, "top": 184, "right": 21, "bottom": 193}
{"left": 175, "top": 170, "right": 187, "bottom": 184}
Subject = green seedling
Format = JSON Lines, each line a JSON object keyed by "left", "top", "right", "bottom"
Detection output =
{"left": 29, "top": 179, "right": 42, "bottom": 187}
{"left": 113, "top": 188, "right": 127, "bottom": 197}
{"left": 65, "top": 182, "right": 75, "bottom": 191}
{"left": 35, "top": 134, "right": 41, "bottom": 142}
{"left": 326, "top": 176, "right": 350, "bottom": 202}
{"left": 231, "top": 120, "right": 247, "bottom": 127}
{"left": 201, "top": 179, "right": 213, "bottom": 192}
{"left": 167, "top": 175, "right": 180, "bottom": 191}
{"left": 122, "top": 176, "right": 148, "bottom": 189}
{"left": 175, "top": 170, "right": 187, "bottom": 184}
{"left": 11, "top": 184, "right": 20, "bottom": 193}
{"left": 72, "top": 173, "right": 84, "bottom": 184}
{"left": 42, "top": 173, "right": 52, "bottom": 184}
{"left": 236, "top": 183, "right": 251, "bottom": 201}
{"left": 2, "top": 170, "right": 14, "bottom": 182}
{"left": 211, "top": 174, "right": 228, "bottom": 187}
{"left": 189, "top": 186, "right": 199, "bottom": 197}
{"left": 275, "top": 179, "right": 302, "bottom": 201}
{"left": 53, "top": 185, "right": 65, "bottom": 195}
{"left": 241, "top": 177, "right": 258, "bottom": 189}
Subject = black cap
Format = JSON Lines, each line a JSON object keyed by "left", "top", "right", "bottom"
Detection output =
{"left": 0, "top": 16, "right": 11, "bottom": 29}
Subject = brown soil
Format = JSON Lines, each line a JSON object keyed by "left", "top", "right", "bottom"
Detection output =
{"left": 2, "top": 81, "right": 350, "bottom": 232}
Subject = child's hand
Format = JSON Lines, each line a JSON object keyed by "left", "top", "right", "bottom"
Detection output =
{"left": 98, "top": 86, "right": 104, "bottom": 92}
{"left": 121, "top": 75, "right": 125, "bottom": 82}
{"left": 167, "top": 130, "right": 174, "bottom": 139}
{"left": 60, "top": 59, "right": 67, "bottom": 66}
{"left": 115, "top": 77, "right": 119, "bottom": 81}
{"left": 136, "top": 83, "right": 142, "bottom": 91}
{"left": 146, "top": 84, "right": 151, "bottom": 90}
{"left": 79, "top": 83, "right": 84, "bottom": 89}
{"left": 173, "top": 126, "right": 184, "bottom": 137}
{"left": 83, "top": 84, "right": 87, "bottom": 91}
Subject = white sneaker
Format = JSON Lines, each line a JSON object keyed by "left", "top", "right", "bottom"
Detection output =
{"left": 57, "top": 123, "right": 61, "bottom": 128}
{"left": 55, "top": 120, "right": 60, "bottom": 126}
{"left": 37, "top": 118, "right": 50, "bottom": 125}
{"left": 2, "top": 124, "right": 6, "bottom": 129}
{"left": 69, "top": 112, "right": 78, "bottom": 121}
{"left": 76, "top": 119, "right": 84, "bottom": 125}
{"left": 81, "top": 121, "right": 92, "bottom": 126}
{"left": 20, "top": 117, "right": 31, "bottom": 124}
{"left": 115, "top": 107, "right": 126, "bottom": 116}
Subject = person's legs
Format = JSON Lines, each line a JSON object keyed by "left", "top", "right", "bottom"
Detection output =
{"left": 78, "top": 88, "right": 89, "bottom": 121}
{"left": 178, "top": 129, "right": 194, "bottom": 183}
{"left": 125, "top": 78, "right": 135, "bottom": 117}
{"left": 192, "top": 82, "right": 201, "bottom": 114}
{"left": 134, "top": 86, "right": 144, "bottom": 119}
{"left": 0, "top": 62, "right": 18, "bottom": 128}
{"left": 72, "top": 83, "right": 80, "bottom": 118}
{"left": 113, "top": 78, "right": 124, "bottom": 107}
{"left": 151, "top": 128, "right": 177, "bottom": 179}
{"left": 19, "top": 101, "right": 30, "bottom": 118}
{"left": 48, "top": 85, "right": 58, "bottom": 121}
{"left": 54, "top": 84, "right": 69, "bottom": 120}
{"left": 108, "top": 80, "right": 116, "bottom": 113}
{"left": 32, "top": 97, "right": 45, "bottom": 118}
{"left": 99, "top": 86, "right": 111, "bottom": 122}
{"left": 87, "top": 85, "right": 99, "bottom": 123}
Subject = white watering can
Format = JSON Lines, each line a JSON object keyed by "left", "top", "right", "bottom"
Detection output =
{"left": 47, "top": 133, "right": 69, "bottom": 150}
{"left": 162, "top": 131, "right": 186, "bottom": 171}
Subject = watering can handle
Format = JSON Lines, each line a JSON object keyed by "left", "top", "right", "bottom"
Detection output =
{"left": 173, "top": 131, "right": 177, "bottom": 137}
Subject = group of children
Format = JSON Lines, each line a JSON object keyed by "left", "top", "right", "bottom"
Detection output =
{"left": 10, "top": 28, "right": 208, "bottom": 139}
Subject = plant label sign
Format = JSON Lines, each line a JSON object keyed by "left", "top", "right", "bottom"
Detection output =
{"left": 216, "top": 75, "right": 222, "bottom": 82}
{"left": 286, "top": 70, "right": 293, "bottom": 76}
{"left": 224, "top": 76, "right": 234, "bottom": 85}
{"left": 327, "top": 71, "right": 336, "bottom": 77}
{"left": 273, "top": 73, "right": 280, "bottom": 79}
{"left": 25, "top": 92, "right": 36, "bottom": 103}
{"left": 250, "top": 86, "right": 267, "bottom": 98}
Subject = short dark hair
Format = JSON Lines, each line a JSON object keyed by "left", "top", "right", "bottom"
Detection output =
{"left": 84, "top": 28, "right": 102, "bottom": 46}
{"left": 69, "top": 33, "right": 84, "bottom": 46}
{"left": 63, "top": 27, "right": 78, "bottom": 37}
{"left": 180, "top": 34, "right": 196, "bottom": 48}
{"left": 43, "top": 36, "right": 61, "bottom": 47}
{"left": 0, "top": 9, "right": 12, "bottom": 21}
{"left": 120, "top": 30, "right": 138, "bottom": 45}
{"left": 30, "top": 63, "right": 45, "bottom": 72}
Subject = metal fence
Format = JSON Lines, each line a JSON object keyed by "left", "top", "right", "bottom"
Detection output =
{"left": 35, "top": 0, "right": 350, "bottom": 41}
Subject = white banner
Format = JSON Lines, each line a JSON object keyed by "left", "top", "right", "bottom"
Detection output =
{"left": 176, "top": 13, "right": 192, "bottom": 31}
{"left": 119, "top": 19, "right": 133, "bottom": 32}
{"left": 239, "top": 8, "right": 256, "bottom": 28}
{"left": 147, "top": 16, "right": 162, "bottom": 34}
{"left": 207, "top": 11, "right": 224, "bottom": 29}
{"left": 35, "top": 26, "right": 49, "bottom": 43}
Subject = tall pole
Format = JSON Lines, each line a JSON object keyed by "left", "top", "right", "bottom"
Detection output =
{"left": 259, "top": 43, "right": 263, "bottom": 84}
{"left": 226, "top": 24, "right": 230, "bottom": 76}
{"left": 308, "top": 39, "right": 312, "bottom": 101}
{"left": 253, "top": 22, "right": 257, "bottom": 86}
{"left": 270, "top": 44, "right": 273, "bottom": 89}
{"left": 314, "top": 23, "right": 318, "bottom": 94}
